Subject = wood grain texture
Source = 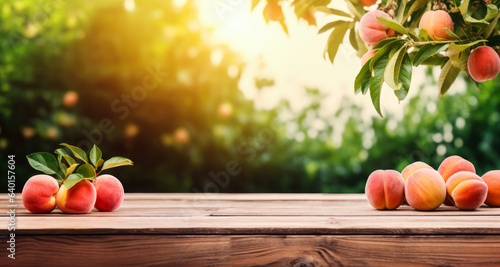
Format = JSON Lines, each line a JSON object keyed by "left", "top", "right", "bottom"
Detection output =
{"left": 2, "top": 193, "right": 500, "bottom": 266}
{"left": 4, "top": 235, "right": 500, "bottom": 267}
{"left": 2, "top": 215, "right": 500, "bottom": 235}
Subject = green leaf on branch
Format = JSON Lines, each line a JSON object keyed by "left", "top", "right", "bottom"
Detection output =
{"left": 90, "top": 145, "right": 102, "bottom": 167}
{"left": 416, "top": 28, "right": 433, "bottom": 41}
{"left": 439, "top": 60, "right": 461, "bottom": 97}
{"left": 101, "top": 157, "right": 134, "bottom": 172}
{"left": 395, "top": 53, "right": 413, "bottom": 101}
{"left": 369, "top": 39, "right": 405, "bottom": 73}
{"left": 376, "top": 17, "right": 408, "bottom": 35}
{"left": 459, "top": 0, "right": 470, "bottom": 16}
{"left": 314, "top": 7, "right": 351, "bottom": 18}
{"left": 372, "top": 37, "right": 398, "bottom": 50}
{"left": 355, "top": 59, "right": 371, "bottom": 95}
{"left": 384, "top": 47, "right": 406, "bottom": 90}
{"left": 419, "top": 53, "right": 448, "bottom": 66}
{"left": 413, "top": 43, "right": 449, "bottom": 66}
{"left": 486, "top": 13, "right": 500, "bottom": 38}
{"left": 323, "top": 21, "right": 351, "bottom": 63}
{"left": 449, "top": 39, "right": 487, "bottom": 52}
{"left": 60, "top": 143, "right": 88, "bottom": 163}
{"left": 318, "top": 20, "right": 348, "bottom": 34}
{"left": 349, "top": 27, "right": 359, "bottom": 51}
{"left": 403, "top": 0, "right": 432, "bottom": 23}
{"left": 485, "top": 4, "right": 499, "bottom": 21}
{"left": 464, "top": 15, "right": 489, "bottom": 26}
{"left": 27, "top": 152, "right": 61, "bottom": 177}
{"left": 445, "top": 28, "right": 460, "bottom": 40}
{"left": 370, "top": 55, "right": 389, "bottom": 117}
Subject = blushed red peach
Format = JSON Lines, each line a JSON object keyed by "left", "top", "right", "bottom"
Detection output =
{"left": 419, "top": 10, "right": 454, "bottom": 41}
{"left": 22, "top": 175, "right": 59, "bottom": 213}
{"left": 56, "top": 179, "right": 96, "bottom": 214}
{"left": 401, "top": 161, "right": 433, "bottom": 181}
{"left": 446, "top": 171, "right": 487, "bottom": 210}
{"left": 365, "top": 170, "right": 405, "bottom": 210}
{"left": 467, "top": 46, "right": 500, "bottom": 83}
{"left": 481, "top": 170, "right": 500, "bottom": 207}
{"left": 93, "top": 175, "right": 125, "bottom": 212}
{"left": 438, "top": 155, "right": 475, "bottom": 205}
{"left": 359, "top": 10, "right": 396, "bottom": 45}
{"left": 405, "top": 169, "right": 446, "bottom": 211}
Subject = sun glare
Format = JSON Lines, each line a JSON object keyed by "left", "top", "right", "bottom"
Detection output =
{"left": 124, "top": 0, "right": 135, "bottom": 12}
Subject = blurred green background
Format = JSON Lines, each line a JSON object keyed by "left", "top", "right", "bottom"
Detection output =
{"left": 1, "top": 0, "right": 500, "bottom": 193}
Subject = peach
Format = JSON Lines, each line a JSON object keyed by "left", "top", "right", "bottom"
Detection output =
{"left": 405, "top": 169, "right": 446, "bottom": 211}
{"left": 467, "top": 46, "right": 500, "bottom": 82}
{"left": 438, "top": 155, "right": 475, "bottom": 205}
{"left": 56, "top": 179, "right": 96, "bottom": 213}
{"left": 446, "top": 171, "right": 487, "bottom": 210}
{"left": 22, "top": 175, "right": 59, "bottom": 213}
{"left": 361, "top": 0, "right": 377, "bottom": 7}
{"left": 361, "top": 46, "right": 377, "bottom": 66}
{"left": 401, "top": 161, "right": 433, "bottom": 181}
{"left": 418, "top": 10, "right": 454, "bottom": 41}
{"left": 63, "top": 91, "right": 79, "bottom": 107}
{"left": 365, "top": 170, "right": 405, "bottom": 210}
{"left": 93, "top": 175, "right": 125, "bottom": 212}
{"left": 481, "top": 170, "right": 500, "bottom": 207}
{"left": 359, "top": 10, "right": 396, "bottom": 45}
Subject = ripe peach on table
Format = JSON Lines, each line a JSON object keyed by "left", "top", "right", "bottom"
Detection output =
{"left": 446, "top": 171, "right": 487, "bottom": 210}
{"left": 22, "top": 175, "right": 59, "bottom": 213}
{"left": 365, "top": 170, "right": 405, "bottom": 210}
{"left": 93, "top": 174, "right": 125, "bottom": 212}
{"left": 401, "top": 161, "right": 433, "bottom": 181}
{"left": 359, "top": 10, "right": 396, "bottom": 45}
{"left": 405, "top": 169, "right": 446, "bottom": 211}
{"left": 438, "top": 155, "right": 475, "bottom": 205}
{"left": 56, "top": 179, "right": 96, "bottom": 214}
{"left": 481, "top": 170, "right": 500, "bottom": 207}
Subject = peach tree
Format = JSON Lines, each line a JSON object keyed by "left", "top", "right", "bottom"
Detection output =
{"left": 255, "top": 0, "right": 500, "bottom": 116}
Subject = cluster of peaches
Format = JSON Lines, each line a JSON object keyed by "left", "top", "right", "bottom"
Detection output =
{"left": 365, "top": 155, "right": 500, "bottom": 211}
{"left": 22, "top": 144, "right": 132, "bottom": 214}
{"left": 359, "top": 9, "right": 500, "bottom": 83}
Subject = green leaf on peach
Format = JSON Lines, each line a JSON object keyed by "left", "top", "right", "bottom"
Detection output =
{"left": 90, "top": 144, "right": 102, "bottom": 168}
{"left": 60, "top": 143, "right": 89, "bottom": 163}
{"left": 101, "top": 157, "right": 134, "bottom": 172}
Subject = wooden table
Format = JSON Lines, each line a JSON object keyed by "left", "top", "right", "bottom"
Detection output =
{"left": 1, "top": 193, "right": 500, "bottom": 266}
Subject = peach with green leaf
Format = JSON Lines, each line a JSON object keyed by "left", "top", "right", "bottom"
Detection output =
{"left": 25, "top": 143, "right": 132, "bottom": 214}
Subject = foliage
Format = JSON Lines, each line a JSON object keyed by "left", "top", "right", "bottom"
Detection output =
{"left": 257, "top": 0, "right": 500, "bottom": 116}
{"left": 27, "top": 143, "right": 132, "bottom": 189}
{"left": 1, "top": 0, "right": 500, "bottom": 194}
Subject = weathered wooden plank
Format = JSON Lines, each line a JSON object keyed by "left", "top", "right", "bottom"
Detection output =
{"left": 2, "top": 194, "right": 499, "bottom": 218}
{"left": 3, "top": 215, "right": 500, "bottom": 235}
{"left": 4, "top": 235, "right": 500, "bottom": 267}
{"left": 0, "top": 193, "right": 367, "bottom": 201}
